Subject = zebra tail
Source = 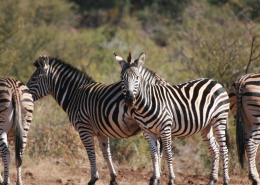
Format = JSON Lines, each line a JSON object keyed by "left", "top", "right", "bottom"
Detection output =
{"left": 13, "top": 89, "right": 23, "bottom": 168}
{"left": 236, "top": 83, "right": 245, "bottom": 169}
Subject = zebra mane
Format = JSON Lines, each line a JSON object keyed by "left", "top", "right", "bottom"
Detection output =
{"left": 140, "top": 66, "right": 169, "bottom": 85}
{"left": 33, "top": 57, "right": 94, "bottom": 83}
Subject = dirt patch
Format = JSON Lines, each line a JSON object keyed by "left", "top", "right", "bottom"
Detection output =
{"left": 8, "top": 167, "right": 251, "bottom": 185}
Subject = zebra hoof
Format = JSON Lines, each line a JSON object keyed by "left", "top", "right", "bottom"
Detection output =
{"left": 110, "top": 180, "right": 118, "bottom": 185}
{"left": 168, "top": 179, "right": 174, "bottom": 185}
{"left": 252, "top": 180, "right": 260, "bottom": 185}
{"left": 149, "top": 177, "right": 160, "bottom": 185}
{"left": 88, "top": 177, "right": 99, "bottom": 185}
{"left": 207, "top": 179, "right": 216, "bottom": 185}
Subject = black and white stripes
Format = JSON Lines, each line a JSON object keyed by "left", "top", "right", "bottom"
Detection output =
{"left": 119, "top": 52, "right": 230, "bottom": 185}
{"left": 0, "top": 78, "right": 34, "bottom": 185}
{"left": 26, "top": 55, "right": 167, "bottom": 185}
{"left": 229, "top": 73, "right": 260, "bottom": 185}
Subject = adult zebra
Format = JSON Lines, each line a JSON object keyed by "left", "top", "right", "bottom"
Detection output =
{"left": 118, "top": 52, "right": 230, "bottom": 185}
{"left": 229, "top": 73, "right": 260, "bottom": 185}
{"left": 0, "top": 78, "right": 34, "bottom": 185}
{"left": 26, "top": 55, "right": 168, "bottom": 185}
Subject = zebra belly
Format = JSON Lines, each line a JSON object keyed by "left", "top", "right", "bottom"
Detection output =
{"left": 91, "top": 117, "right": 141, "bottom": 138}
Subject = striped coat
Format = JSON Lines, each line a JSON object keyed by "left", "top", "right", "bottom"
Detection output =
{"left": 229, "top": 73, "right": 260, "bottom": 185}
{"left": 0, "top": 78, "right": 34, "bottom": 185}
{"left": 119, "top": 52, "right": 230, "bottom": 185}
{"left": 26, "top": 55, "right": 168, "bottom": 185}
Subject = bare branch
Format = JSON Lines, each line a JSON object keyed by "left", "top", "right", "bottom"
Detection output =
{"left": 0, "top": 27, "right": 22, "bottom": 45}
{"left": 245, "top": 36, "right": 256, "bottom": 74}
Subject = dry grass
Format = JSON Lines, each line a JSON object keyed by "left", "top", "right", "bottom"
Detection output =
{"left": 1, "top": 97, "right": 257, "bottom": 185}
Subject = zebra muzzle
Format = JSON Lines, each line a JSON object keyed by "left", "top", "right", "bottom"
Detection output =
{"left": 125, "top": 90, "right": 135, "bottom": 107}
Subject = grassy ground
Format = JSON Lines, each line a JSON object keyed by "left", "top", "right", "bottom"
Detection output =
{"left": 2, "top": 97, "right": 256, "bottom": 185}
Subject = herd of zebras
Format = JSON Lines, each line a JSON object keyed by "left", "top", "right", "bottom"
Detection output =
{"left": 0, "top": 52, "right": 260, "bottom": 185}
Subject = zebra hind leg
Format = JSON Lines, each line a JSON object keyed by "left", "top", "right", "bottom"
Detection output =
{"left": 213, "top": 118, "right": 230, "bottom": 185}
{"left": 0, "top": 133, "right": 10, "bottom": 185}
{"left": 0, "top": 160, "right": 3, "bottom": 183}
{"left": 200, "top": 124, "right": 219, "bottom": 185}
{"left": 246, "top": 136, "right": 260, "bottom": 185}
{"left": 97, "top": 136, "right": 118, "bottom": 185}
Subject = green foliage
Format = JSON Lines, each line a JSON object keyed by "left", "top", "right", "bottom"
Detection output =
{"left": 166, "top": 2, "right": 258, "bottom": 88}
{"left": 110, "top": 135, "right": 151, "bottom": 167}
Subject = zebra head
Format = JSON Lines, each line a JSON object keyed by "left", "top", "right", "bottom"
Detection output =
{"left": 115, "top": 52, "right": 145, "bottom": 107}
{"left": 27, "top": 56, "right": 51, "bottom": 101}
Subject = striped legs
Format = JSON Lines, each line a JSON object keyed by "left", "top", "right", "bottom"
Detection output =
{"left": 143, "top": 132, "right": 161, "bottom": 185}
{"left": 161, "top": 129, "right": 174, "bottom": 185}
{"left": 0, "top": 160, "right": 3, "bottom": 183}
{"left": 16, "top": 124, "right": 30, "bottom": 185}
{"left": 97, "top": 136, "right": 118, "bottom": 185}
{"left": 213, "top": 118, "right": 230, "bottom": 185}
{"left": 201, "top": 124, "right": 220, "bottom": 185}
{"left": 0, "top": 132, "right": 10, "bottom": 185}
{"left": 78, "top": 126, "right": 99, "bottom": 185}
{"left": 16, "top": 167, "right": 22, "bottom": 185}
{"left": 143, "top": 127, "right": 174, "bottom": 185}
{"left": 201, "top": 119, "right": 230, "bottom": 185}
{"left": 245, "top": 125, "right": 260, "bottom": 185}
{"left": 157, "top": 136, "right": 163, "bottom": 175}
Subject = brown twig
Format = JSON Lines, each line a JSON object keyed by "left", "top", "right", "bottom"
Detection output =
{"left": 245, "top": 36, "right": 260, "bottom": 74}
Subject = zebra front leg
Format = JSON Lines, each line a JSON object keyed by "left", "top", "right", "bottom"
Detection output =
{"left": 246, "top": 137, "right": 260, "bottom": 185}
{"left": 143, "top": 132, "right": 161, "bottom": 185}
{"left": 0, "top": 132, "right": 10, "bottom": 185}
{"left": 78, "top": 129, "right": 99, "bottom": 185}
{"left": 160, "top": 129, "right": 174, "bottom": 185}
{"left": 97, "top": 136, "right": 118, "bottom": 185}
{"left": 200, "top": 124, "right": 219, "bottom": 185}
{"left": 157, "top": 136, "right": 163, "bottom": 175}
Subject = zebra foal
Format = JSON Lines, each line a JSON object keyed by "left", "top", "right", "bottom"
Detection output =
{"left": 229, "top": 73, "right": 260, "bottom": 185}
{"left": 26, "top": 55, "right": 167, "bottom": 185}
{"left": 118, "top": 52, "right": 230, "bottom": 185}
{"left": 0, "top": 78, "right": 34, "bottom": 185}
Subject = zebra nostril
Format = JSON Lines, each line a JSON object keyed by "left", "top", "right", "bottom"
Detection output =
{"left": 126, "top": 90, "right": 134, "bottom": 99}
{"left": 125, "top": 90, "right": 135, "bottom": 107}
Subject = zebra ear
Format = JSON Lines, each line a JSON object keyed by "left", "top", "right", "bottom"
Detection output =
{"left": 134, "top": 52, "right": 145, "bottom": 67}
{"left": 38, "top": 56, "right": 49, "bottom": 71}
{"left": 113, "top": 52, "right": 126, "bottom": 69}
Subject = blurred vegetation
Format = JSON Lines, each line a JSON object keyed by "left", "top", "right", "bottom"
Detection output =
{"left": 1, "top": 0, "right": 260, "bottom": 178}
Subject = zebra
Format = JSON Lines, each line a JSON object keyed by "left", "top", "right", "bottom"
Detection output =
{"left": 229, "top": 73, "right": 260, "bottom": 185}
{"left": 0, "top": 78, "right": 34, "bottom": 185}
{"left": 26, "top": 55, "right": 168, "bottom": 185}
{"left": 118, "top": 52, "right": 230, "bottom": 185}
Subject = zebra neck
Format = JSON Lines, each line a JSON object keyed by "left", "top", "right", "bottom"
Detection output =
{"left": 134, "top": 79, "right": 153, "bottom": 112}
{"left": 48, "top": 65, "right": 93, "bottom": 112}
